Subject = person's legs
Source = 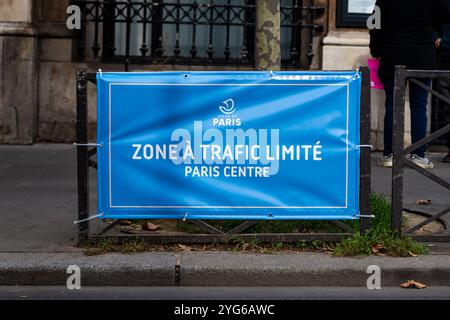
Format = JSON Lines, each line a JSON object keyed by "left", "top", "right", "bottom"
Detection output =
{"left": 409, "top": 78, "right": 432, "bottom": 158}
{"left": 377, "top": 78, "right": 395, "bottom": 167}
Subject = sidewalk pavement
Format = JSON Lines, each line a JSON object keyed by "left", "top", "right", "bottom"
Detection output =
{"left": 0, "top": 144, "right": 449, "bottom": 287}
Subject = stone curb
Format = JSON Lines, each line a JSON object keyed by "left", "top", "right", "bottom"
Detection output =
{"left": 1, "top": 252, "right": 450, "bottom": 287}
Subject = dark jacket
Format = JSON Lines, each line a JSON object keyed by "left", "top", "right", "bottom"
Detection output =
{"left": 370, "top": 0, "right": 449, "bottom": 80}
{"left": 437, "top": 0, "right": 450, "bottom": 64}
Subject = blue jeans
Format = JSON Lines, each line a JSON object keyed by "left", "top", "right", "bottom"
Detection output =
{"left": 383, "top": 78, "right": 431, "bottom": 158}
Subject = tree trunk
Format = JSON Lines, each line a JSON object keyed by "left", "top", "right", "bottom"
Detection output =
{"left": 255, "top": 0, "right": 281, "bottom": 71}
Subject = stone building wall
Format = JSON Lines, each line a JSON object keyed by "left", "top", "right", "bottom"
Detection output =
{"left": 0, "top": 0, "right": 38, "bottom": 144}
{"left": 1, "top": 0, "right": 384, "bottom": 146}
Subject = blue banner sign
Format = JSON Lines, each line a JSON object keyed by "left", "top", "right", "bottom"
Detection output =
{"left": 97, "top": 71, "right": 361, "bottom": 220}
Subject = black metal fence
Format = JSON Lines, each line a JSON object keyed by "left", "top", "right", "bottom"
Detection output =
{"left": 392, "top": 66, "right": 450, "bottom": 242}
{"left": 72, "top": 0, "right": 324, "bottom": 70}
{"left": 75, "top": 67, "right": 372, "bottom": 244}
{"left": 431, "top": 73, "right": 450, "bottom": 146}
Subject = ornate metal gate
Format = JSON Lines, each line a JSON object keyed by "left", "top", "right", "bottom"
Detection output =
{"left": 72, "top": 0, "right": 324, "bottom": 70}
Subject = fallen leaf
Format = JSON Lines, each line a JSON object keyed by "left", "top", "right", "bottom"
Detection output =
{"left": 400, "top": 280, "right": 427, "bottom": 289}
{"left": 416, "top": 199, "right": 432, "bottom": 205}
{"left": 142, "top": 222, "right": 159, "bottom": 231}
{"left": 371, "top": 243, "right": 383, "bottom": 254}
{"left": 178, "top": 244, "right": 193, "bottom": 252}
{"left": 119, "top": 220, "right": 132, "bottom": 226}
{"left": 408, "top": 251, "right": 418, "bottom": 257}
{"left": 130, "top": 223, "right": 142, "bottom": 229}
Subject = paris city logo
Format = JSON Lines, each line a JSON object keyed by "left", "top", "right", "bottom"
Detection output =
{"left": 213, "top": 98, "right": 241, "bottom": 127}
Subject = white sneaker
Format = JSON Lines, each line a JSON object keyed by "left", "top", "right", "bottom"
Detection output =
{"left": 378, "top": 154, "right": 393, "bottom": 167}
{"left": 410, "top": 155, "right": 434, "bottom": 169}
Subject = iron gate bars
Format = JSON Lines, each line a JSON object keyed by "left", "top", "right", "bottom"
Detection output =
{"left": 392, "top": 66, "right": 450, "bottom": 241}
{"left": 76, "top": 67, "right": 372, "bottom": 245}
{"left": 71, "top": 0, "right": 324, "bottom": 70}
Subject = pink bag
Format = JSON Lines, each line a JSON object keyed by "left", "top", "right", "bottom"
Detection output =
{"left": 368, "top": 58, "right": 384, "bottom": 90}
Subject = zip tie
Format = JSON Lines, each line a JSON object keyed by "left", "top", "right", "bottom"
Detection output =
{"left": 357, "top": 215, "right": 376, "bottom": 218}
{"left": 98, "top": 69, "right": 103, "bottom": 76}
{"left": 73, "top": 143, "right": 103, "bottom": 148}
{"left": 182, "top": 212, "right": 189, "bottom": 222}
{"left": 74, "top": 213, "right": 104, "bottom": 224}
{"left": 269, "top": 70, "right": 274, "bottom": 79}
{"left": 355, "top": 144, "right": 374, "bottom": 150}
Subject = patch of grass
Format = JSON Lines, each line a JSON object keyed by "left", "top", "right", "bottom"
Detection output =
{"left": 226, "top": 236, "right": 267, "bottom": 253}
{"left": 249, "top": 221, "right": 339, "bottom": 233}
{"left": 334, "top": 194, "right": 427, "bottom": 257}
{"left": 87, "top": 194, "right": 427, "bottom": 258}
{"left": 84, "top": 238, "right": 148, "bottom": 256}
{"left": 271, "top": 241, "right": 284, "bottom": 251}
{"left": 177, "top": 219, "right": 354, "bottom": 234}
{"left": 120, "top": 240, "right": 147, "bottom": 253}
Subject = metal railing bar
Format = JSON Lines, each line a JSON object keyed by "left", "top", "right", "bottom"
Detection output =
{"left": 88, "top": 147, "right": 97, "bottom": 158}
{"left": 404, "top": 207, "right": 449, "bottom": 229}
{"left": 405, "top": 207, "right": 450, "bottom": 234}
{"left": 88, "top": 233, "right": 352, "bottom": 244}
{"left": 88, "top": 160, "right": 98, "bottom": 170}
{"left": 191, "top": 220, "right": 225, "bottom": 235}
{"left": 403, "top": 158, "right": 450, "bottom": 190}
{"left": 391, "top": 66, "right": 408, "bottom": 235}
{"left": 404, "top": 124, "right": 450, "bottom": 155}
{"left": 409, "top": 78, "right": 450, "bottom": 106}
{"left": 226, "top": 221, "right": 259, "bottom": 234}
{"left": 331, "top": 221, "right": 355, "bottom": 233}
{"left": 406, "top": 70, "right": 450, "bottom": 79}
{"left": 359, "top": 66, "right": 372, "bottom": 233}
{"left": 76, "top": 68, "right": 90, "bottom": 244}
{"left": 87, "top": 74, "right": 97, "bottom": 84}
{"left": 95, "top": 219, "right": 120, "bottom": 235}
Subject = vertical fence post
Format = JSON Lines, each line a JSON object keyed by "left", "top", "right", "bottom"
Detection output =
{"left": 359, "top": 67, "right": 372, "bottom": 234}
{"left": 75, "top": 0, "right": 87, "bottom": 60}
{"left": 391, "top": 66, "right": 407, "bottom": 236}
{"left": 76, "top": 69, "right": 90, "bottom": 244}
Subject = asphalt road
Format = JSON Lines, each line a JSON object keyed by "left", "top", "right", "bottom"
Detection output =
{"left": 1, "top": 286, "right": 450, "bottom": 300}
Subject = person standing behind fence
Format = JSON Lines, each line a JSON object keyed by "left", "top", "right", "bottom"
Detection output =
{"left": 370, "top": 0, "right": 449, "bottom": 168}
{"left": 434, "top": 0, "right": 450, "bottom": 163}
